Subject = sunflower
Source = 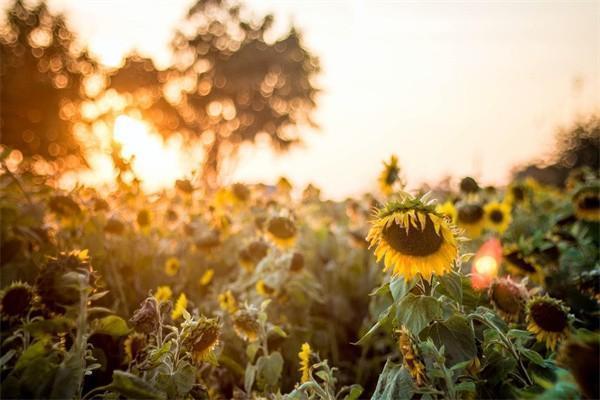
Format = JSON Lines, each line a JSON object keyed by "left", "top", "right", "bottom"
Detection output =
{"left": 397, "top": 327, "right": 426, "bottom": 386}
{"left": 184, "top": 317, "right": 221, "bottom": 364}
{"left": 456, "top": 202, "right": 485, "bottom": 238}
{"left": 104, "top": 217, "right": 125, "bottom": 235}
{"left": 459, "top": 176, "right": 480, "bottom": 195}
{"left": 502, "top": 244, "right": 543, "bottom": 282}
{"left": 123, "top": 333, "right": 147, "bottom": 363}
{"left": 366, "top": 196, "right": 460, "bottom": 281}
{"left": 557, "top": 331, "right": 600, "bottom": 399}
{"left": 298, "top": 342, "right": 312, "bottom": 383}
{"left": 435, "top": 201, "right": 457, "bottom": 224}
{"left": 232, "top": 308, "right": 261, "bottom": 342}
{"left": 164, "top": 257, "right": 180, "bottom": 276}
{"left": 484, "top": 201, "right": 512, "bottom": 234}
{"left": 231, "top": 183, "right": 251, "bottom": 203}
{"left": 239, "top": 240, "right": 269, "bottom": 272}
{"left": 378, "top": 155, "right": 401, "bottom": 195}
{"left": 198, "top": 269, "right": 214, "bottom": 287}
{"left": 130, "top": 297, "right": 159, "bottom": 334}
{"left": 526, "top": 295, "right": 571, "bottom": 350}
{"left": 265, "top": 216, "right": 297, "bottom": 248}
{"left": 256, "top": 280, "right": 276, "bottom": 297}
{"left": 137, "top": 209, "right": 152, "bottom": 228}
{"left": 154, "top": 285, "right": 172, "bottom": 302}
{"left": 0, "top": 282, "right": 34, "bottom": 320}
{"left": 572, "top": 183, "right": 600, "bottom": 222}
{"left": 505, "top": 181, "right": 530, "bottom": 207}
{"left": 218, "top": 290, "right": 237, "bottom": 314}
{"left": 172, "top": 293, "right": 188, "bottom": 320}
{"left": 488, "top": 277, "right": 528, "bottom": 321}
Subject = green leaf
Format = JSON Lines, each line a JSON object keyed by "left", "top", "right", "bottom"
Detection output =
{"left": 390, "top": 276, "right": 415, "bottom": 301}
{"left": 343, "top": 384, "right": 364, "bottom": 400}
{"left": 246, "top": 342, "right": 260, "bottom": 363}
{"left": 15, "top": 339, "right": 52, "bottom": 371}
{"left": 355, "top": 303, "right": 396, "bottom": 345}
{"left": 50, "top": 350, "right": 85, "bottom": 399}
{"left": 454, "top": 381, "right": 476, "bottom": 393}
{"left": 110, "top": 370, "right": 165, "bottom": 400}
{"left": 92, "top": 315, "right": 131, "bottom": 337}
{"left": 420, "top": 315, "right": 477, "bottom": 366}
{"left": 244, "top": 364, "right": 256, "bottom": 394}
{"left": 371, "top": 360, "right": 414, "bottom": 400}
{"left": 156, "top": 362, "right": 195, "bottom": 398}
{"left": 518, "top": 347, "right": 545, "bottom": 367}
{"left": 396, "top": 294, "right": 442, "bottom": 335}
{"left": 256, "top": 351, "right": 284, "bottom": 390}
{"left": 507, "top": 329, "right": 533, "bottom": 341}
{"left": 270, "top": 325, "right": 288, "bottom": 338}
{"left": 435, "top": 271, "right": 462, "bottom": 303}
{"left": 148, "top": 341, "right": 171, "bottom": 365}
{"left": 23, "top": 317, "right": 73, "bottom": 336}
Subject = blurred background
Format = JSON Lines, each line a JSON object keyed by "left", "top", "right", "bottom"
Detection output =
{"left": 1, "top": 0, "right": 599, "bottom": 198}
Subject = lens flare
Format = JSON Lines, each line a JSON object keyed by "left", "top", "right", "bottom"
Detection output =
{"left": 471, "top": 238, "right": 502, "bottom": 290}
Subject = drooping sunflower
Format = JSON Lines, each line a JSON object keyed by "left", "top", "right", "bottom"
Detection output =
{"left": 218, "top": 290, "right": 238, "bottom": 314}
{"left": 367, "top": 196, "right": 460, "bottom": 281}
{"left": 488, "top": 277, "right": 528, "bottom": 321}
{"left": 232, "top": 307, "right": 261, "bottom": 342}
{"left": 123, "top": 333, "right": 147, "bottom": 363}
{"left": 0, "top": 282, "right": 35, "bottom": 320}
{"left": 526, "top": 295, "right": 571, "bottom": 350}
{"left": 265, "top": 216, "right": 297, "bottom": 248}
{"left": 184, "top": 317, "right": 221, "bottom": 364}
{"left": 456, "top": 201, "right": 485, "bottom": 238}
{"left": 298, "top": 342, "right": 312, "bottom": 383}
{"left": 397, "top": 327, "right": 426, "bottom": 386}
{"left": 484, "top": 201, "right": 512, "bottom": 234}
{"left": 164, "top": 257, "right": 180, "bottom": 277}
{"left": 572, "top": 182, "right": 600, "bottom": 222}
{"left": 378, "top": 155, "right": 401, "bottom": 195}
{"left": 130, "top": 297, "right": 159, "bottom": 334}
{"left": 171, "top": 293, "right": 188, "bottom": 320}
{"left": 154, "top": 285, "right": 172, "bottom": 302}
{"left": 435, "top": 200, "right": 457, "bottom": 224}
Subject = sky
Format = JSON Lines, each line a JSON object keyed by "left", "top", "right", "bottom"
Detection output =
{"left": 6, "top": 0, "right": 600, "bottom": 198}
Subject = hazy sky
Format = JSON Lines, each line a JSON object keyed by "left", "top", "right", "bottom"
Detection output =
{"left": 10, "top": 0, "right": 600, "bottom": 198}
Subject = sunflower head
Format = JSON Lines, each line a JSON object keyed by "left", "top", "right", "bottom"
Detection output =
{"left": 460, "top": 176, "right": 480, "bottom": 194}
{"left": 1, "top": 282, "right": 35, "bottom": 320}
{"left": 367, "top": 195, "right": 460, "bottom": 281}
{"left": 396, "top": 326, "right": 426, "bottom": 386}
{"left": 36, "top": 250, "right": 93, "bottom": 314}
{"left": 378, "top": 155, "right": 401, "bottom": 195}
{"left": 484, "top": 201, "right": 512, "bottom": 234}
{"left": 298, "top": 342, "right": 312, "bottom": 383}
{"left": 526, "top": 295, "right": 571, "bottom": 350}
{"left": 164, "top": 257, "right": 181, "bottom": 277}
{"left": 456, "top": 201, "right": 485, "bottom": 238}
{"left": 572, "top": 182, "right": 600, "bottom": 222}
{"left": 266, "top": 216, "right": 297, "bottom": 248}
{"left": 502, "top": 244, "right": 543, "bottom": 282}
{"left": 171, "top": 293, "right": 188, "bottom": 320}
{"left": 231, "top": 183, "right": 251, "bottom": 203}
{"left": 184, "top": 316, "right": 221, "bottom": 365}
{"left": 239, "top": 240, "right": 269, "bottom": 271}
{"left": 557, "top": 330, "right": 600, "bottom": 400}
{"left": 104, "top": 217, "right": 125, "bottom": 235}
{"left": 124, "top": 333, "right": 147, "bottom": 363}
{"left": 232, "top": 307, "right": 261, "bottom": 342}
{"left": 218, "top": 290, "right": 237, "bottom": 314}
{"left": 154, "top": 286, "right": 172, "bottom": 302}
{"left": 130, "top": 297, "right": 159, "bottom": 334}
{"left": 488, "top": 277, "right": 528, "bottom": 321}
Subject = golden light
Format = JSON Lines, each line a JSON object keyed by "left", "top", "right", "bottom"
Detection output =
{"left": 471, "top": 238, "right": 502, "bottom": 290}
{"left": 474, "top": 256, "right": 498, "bottom": 276}
{"left": 112, "top": 115, "right": 188, "bottom": 192}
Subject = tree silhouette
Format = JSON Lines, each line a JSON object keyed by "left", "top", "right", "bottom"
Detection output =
{"left": 0, "top": 0, "right": 95, "bottom": 163}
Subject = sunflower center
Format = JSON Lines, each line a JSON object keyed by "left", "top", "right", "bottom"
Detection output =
{"left": 530, "top": 301, "right": 567, "bottom": 332}
{"left": 458, "top": 204, "right": 484, "bottom": 224}
{"left": 382, "top": 214, "right": 443, "bottom": 257}
{"left": 2, "top": 287, "right": 32, "bottom": 317}
{"left": 490, "top": 209, "right": 504, "bottom": 223}
{"left": 491, "top": 282, "right": 522, "bottom": 315}
{"left": 579, "top": 195, "right": 600, "bottom": 210}
{"left": 505, "top": 251, "right": 536, "bottom": 273}
{"left": 267, "top": 217, "right": 296, "bottom": 239}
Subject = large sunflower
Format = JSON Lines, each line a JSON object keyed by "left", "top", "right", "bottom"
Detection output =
{"left": 526, "top": 295, "right": 571, "bottom": 351}
{"left": 572, "top": 182, "right": 600, "bottom": 222}
{"left": 367, "top": 196, "right": 460, "bottom": 281}
{"left": 378, "top": 155, "right": 401, "bottom": 195}
{"left": 484, "top": 201, "right": 512, "bottom": 234}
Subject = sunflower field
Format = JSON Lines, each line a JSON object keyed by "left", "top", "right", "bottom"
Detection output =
{"left": 0, "top": 157, "right": 599, "bottom": 400}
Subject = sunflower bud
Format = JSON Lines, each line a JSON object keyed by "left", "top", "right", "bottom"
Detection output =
{"left": 397, "top": 327, "right": 426, "bottom": 386}
{"left": 130, "top": 297, "right": 159, "bottom": 334}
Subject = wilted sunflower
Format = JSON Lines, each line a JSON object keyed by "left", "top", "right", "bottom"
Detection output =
{"left": 397, "top": 327, "right": 426, "bottom": 386}
{"left": 266, "top": 216, "right": 297, "bottom": 248}
{"left": 435, "top": 201, "right": 457, "bottom": 224}
{"left": 572, "top": 182, "right": 600, "bottom": 222}
{"left": 130, "top": 297, "right": 159, "bottom": 334}
{"left": 298, "top": 342, "right": 312, "bottom": 383}
{"left": 0, "top": 282, "right": 35, "bottom": 320}
{"left": 154, "top": 286, "right": 172, "bottom": 302}
{"left": 218, "top": 290, "right": 237, "bottom": 314}
{"left": 557, "top": 331, "right": 600, "bottom": 400}
{"left": 367, "top": 196, "right": 460, "bottom": 281}
{"left": 172, "top": 293, "right": 188, "bottom": 320}
{"left": 256, "top": 280, "right": 276, "bottom": 297}
{"left": 232, "top": 307, "right": 261, "bottom": 342}
{"left": 184, "top": 317, "right": 221, "bottom": 364}
{"left": 526, "top": 295, "right": 571, "bottom": 350}
{"left": 488, "top": 277, "right": 528, "bottom": 321}
{"left": 239, "top": 240, "right": 269, "bottom": 272}
{"left": 198, "top": 269, "right": 214, "bottom": 287}
{"left": 164, "top": 257, "right": 180, "bottom": 277}
{"left": 484, "top": 201, "right": 512, "bottom": 234}
{"left": 378, "top": 155, "right": 401, "bottom": 195}
{"left": 123, "top": 333, "right": 147, "bottom": 363}
{"left": 456, "top": 202, "right": 485, "bottom": 238}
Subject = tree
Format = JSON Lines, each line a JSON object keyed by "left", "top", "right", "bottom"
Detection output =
{"left": 0, "top": 0, "right": 95, "bottom": 164}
